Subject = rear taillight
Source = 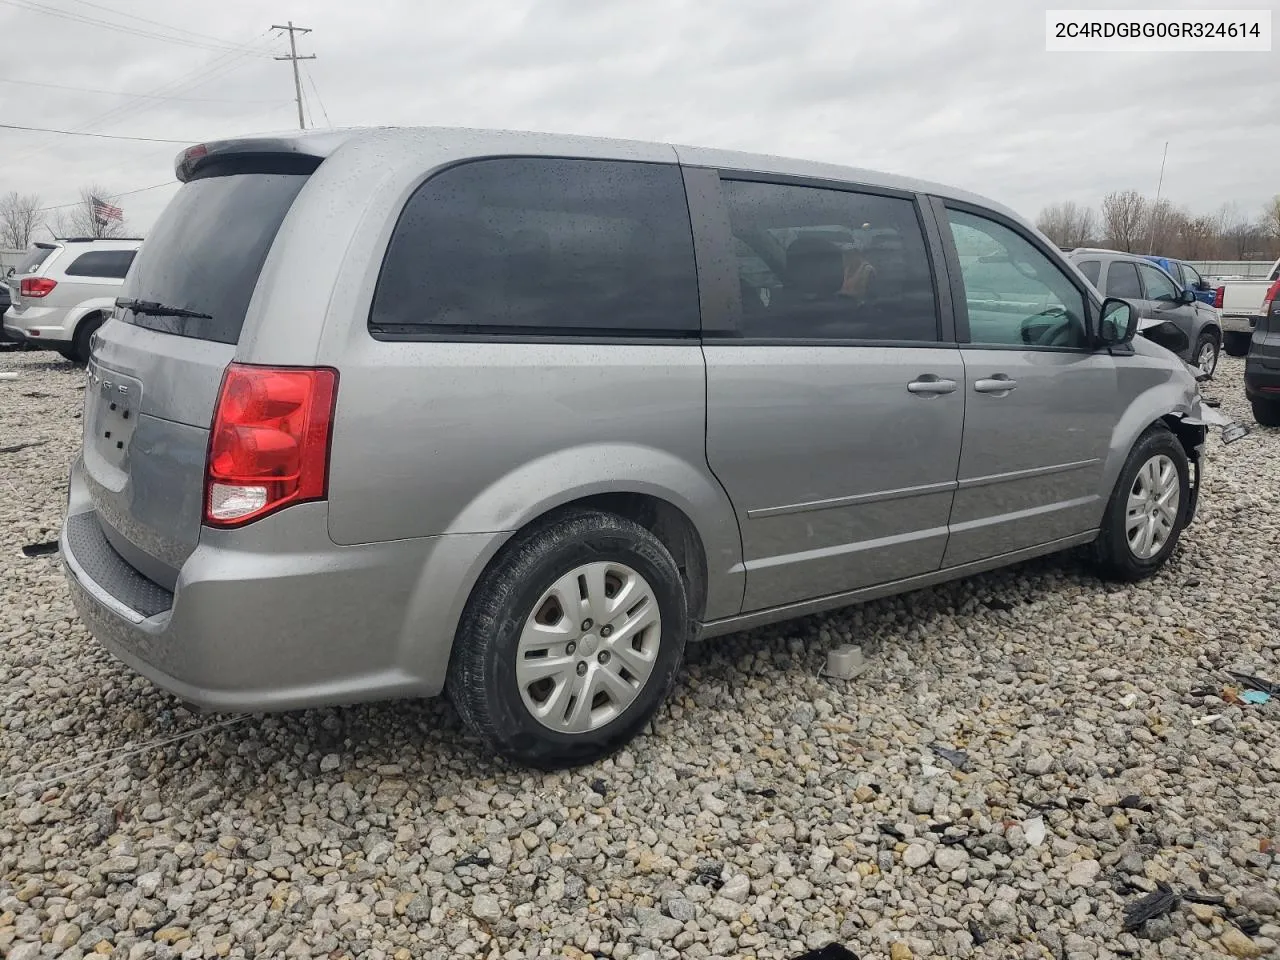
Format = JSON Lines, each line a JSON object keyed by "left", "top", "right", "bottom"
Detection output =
{"left": 204, "top": 363, "right": 338, "bottom": 527}
{"left": 20, "top": 277, "right": 56, "bottom": 298}
{"left": 1212, "top": 286, "right": 1224, "bottom": 308}
{"left": 1262, "top": 280, "right": 1280, "bottom": 316}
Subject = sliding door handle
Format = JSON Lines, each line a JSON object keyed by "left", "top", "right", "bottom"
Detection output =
{"left": 973, "top": 376, "right": 1018, "bottom": 394}
{"left": 907, "top": 377, "right": 958, "bottom": 395}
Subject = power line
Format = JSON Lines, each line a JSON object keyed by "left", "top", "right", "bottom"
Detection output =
{"left": 0, "top": 121, "right": 191, "bottom": 143}
{"left": 60, "top": 0, "right": 254, "bottom": 48}
{"left": 271, "top": 22, "right": 315, "bottom": 130}
{"left": 38, "top": 181, "right": 177, "bottom": 212}
{"left": 302, "top": 63, "right": 332, "bottom": 127}
{"left": 0, "top": 0, "right": 272, "bottom": 55}
{"left": 0, "top": 75, "right": 289, "bottom": 104}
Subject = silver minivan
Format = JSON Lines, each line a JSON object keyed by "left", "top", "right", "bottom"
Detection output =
{"left": 62, "top": 127, "right": 1223, "bottom": 767}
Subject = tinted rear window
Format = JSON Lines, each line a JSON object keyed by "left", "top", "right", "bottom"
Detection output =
{"left": 64, "top": 250, "right": 136, "bottom": 279}
{"left": 369, "top": 157, "right": 700, "bottom": 337}
{"left": 1106, "top": 261, "right": 1142, "bottom": 299}
{"left": 119, "top": 173, "right": 309, "bottom": 344}
{"left": 1076, "top": 259, "right": 1101, "bottom": 285}
{"left": 15, "top": 245, "right": 55, "bottom": 274}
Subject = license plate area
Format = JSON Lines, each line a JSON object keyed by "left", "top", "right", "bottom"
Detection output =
{"left": 86, "top": 361, "right": 143, "bottom": 471}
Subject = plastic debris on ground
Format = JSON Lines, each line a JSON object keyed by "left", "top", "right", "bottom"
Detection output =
{"left": 1226, "top": 671, "right": 1279, "bottom": 697}
{"left": 1120, "top": 692, "right": 1138, "bottom": 708}
{"left": 1241, "top": 690, "right": 1272, "bottom": 705}
{"left": 1191, "top": 714, "right": 1223, "bottom": 726}
{"left": 1023, "top": 815, "right": 1047, "bottom": 848}
{"left": 789, "top": 944, "right": 860, "bottom": 960}
{"left": 821, "top": 644, "right": 870, "bottom": 680}
{"left": 930, "top": 744, "right": 971, "bottom": 771}
{"left": 21, "top": 541, "right": 59, "bottom": 558}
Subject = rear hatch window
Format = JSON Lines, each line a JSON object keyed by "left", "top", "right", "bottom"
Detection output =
{"left": 14, "top": 244, "right": 56, "bottom": 275}
{"left": 118, "top": 173, "right": 309, "bottom": 344}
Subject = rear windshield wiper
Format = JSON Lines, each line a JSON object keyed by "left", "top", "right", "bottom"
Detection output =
{"left": 115, "top": 297, "right": 212, "bottom": 320}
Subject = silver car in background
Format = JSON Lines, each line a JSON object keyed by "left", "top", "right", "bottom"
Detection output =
{"left": 62, "top": 128, "right": 1217, "bottom": 767}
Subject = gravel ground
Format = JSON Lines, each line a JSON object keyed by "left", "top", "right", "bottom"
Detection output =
{"left": 2, "top": 348, "right": 1279, "bottom": 960}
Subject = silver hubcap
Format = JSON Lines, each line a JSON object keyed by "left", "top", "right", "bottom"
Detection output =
{"left": 1126, "top": 454, "right": 1180, "bottom": 560}
{"left": 516, "top": 561, "right": 662, "bottom": 734}
{"left": 1197, "top": 342, "right": 1216, "bottom": 375}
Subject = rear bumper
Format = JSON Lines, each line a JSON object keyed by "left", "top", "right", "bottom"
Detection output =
{"left": 61, "top": 456, "right": 506, "bottom": 711}
{"left": 1244, "top": 357, "right": 1280, "bottom": 401}
{"left": 1220, "top": 313, "right": 1259, "bottom": 334}
{"left": 3, "top": 307, "right": 72, "bottom": 345}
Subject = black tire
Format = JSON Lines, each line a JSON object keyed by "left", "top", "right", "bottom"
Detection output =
{"left": 56, "top": 348, "right": 78, "bottom": 362}
{"left": 447, "top": 509, "right": 688, "bottom": 769}
{"left": 1223, "top": 331, "right": 1251, "bottom": 357}
{"left": 1252, "top": 398, "right": 1280, "bottom": 427}
{"left": 69, "top": 314, "right": 103, "bottom": 365}
{"left": 1093, "top": 424, "right": 1190, "bottom": 582}
{"left": 1192, "top": 331, "right": 1219, "bottom": 379}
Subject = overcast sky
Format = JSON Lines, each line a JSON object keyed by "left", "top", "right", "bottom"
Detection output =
{"left": 0, "top": 0, "right": 1275, "bottom": 237}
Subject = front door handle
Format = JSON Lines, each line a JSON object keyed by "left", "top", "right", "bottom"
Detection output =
{"left": 907, "top": 376, "right": 958, "bottom": 396}
{"left": 973, "top": 375, "right": 1018, "bottom": 394}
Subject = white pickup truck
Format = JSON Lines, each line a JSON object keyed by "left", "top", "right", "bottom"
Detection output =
{"left": 1209, "top": 257, "right": 1280, "bottom": 356}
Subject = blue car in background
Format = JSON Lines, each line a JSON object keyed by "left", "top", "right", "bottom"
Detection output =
{"left": 1144, "top": 256, "right": 1217, "bottom": 306}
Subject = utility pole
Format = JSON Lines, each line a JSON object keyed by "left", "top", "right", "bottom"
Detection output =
{"left": 272, "top": 21, "right": 315, "bottom": 130}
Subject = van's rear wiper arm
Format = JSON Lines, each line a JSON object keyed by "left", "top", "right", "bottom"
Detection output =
{"left": 115, "top": 297, "right": 212, "bottom": 320}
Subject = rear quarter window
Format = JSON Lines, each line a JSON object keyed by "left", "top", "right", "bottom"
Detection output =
{"left": 15, "top": 245, "right": 55, "bottom": 274}
{"left": 1075, "top": 259, "right": 1101, "bottom": 285}
{"left": 369, "top": 157, "right": 700, "bottom": 337}
{"left": 63, "top": 250, "right": 136, "bottom": 279}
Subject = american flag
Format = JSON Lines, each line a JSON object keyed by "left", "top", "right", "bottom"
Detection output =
{"left": 90, "top": 196, "right": 123, "bottom": 224}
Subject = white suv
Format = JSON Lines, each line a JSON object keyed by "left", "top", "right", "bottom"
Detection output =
{"left": 3, "top": 238, "right": 141, "bottom": 363}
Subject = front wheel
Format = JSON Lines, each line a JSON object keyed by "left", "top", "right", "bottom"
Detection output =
{"left": 1093, "top": 425, "right": 1190, "bottom": 582}
{"left": 1223, "top": 331, "right": 1251, "bottom": 357}
{"left": 447, "top": 509, "right": 688, "bottom": 769}
{"left": 1192, "top": 331, "right": 1219, "bottom": 379}
{"left": 1252, "top": 398, "right": 1280, "bottom": 427}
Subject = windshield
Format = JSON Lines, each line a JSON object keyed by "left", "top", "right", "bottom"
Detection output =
{"left": 119, "top": 172, "right": 309, "bottom": 344}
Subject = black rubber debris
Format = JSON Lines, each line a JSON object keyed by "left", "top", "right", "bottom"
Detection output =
{"left": 0, "top": 440, "right": 47, "bottom": 454}
{"left": 1234, "top": 917, "right": 1262, "bottom": 937}
{"left": 1117, "top": 794, "right": 1154, "bottom": 812}
{"left": 1122, "top": 883, "right": 1179, "bottom": 933}
{"left": 453, "top": 852, "right": 492, "bottom": 869}
{"left": 589, "top": 778, "right": 608, "bottom": 796}
{"left": 931, "top": 744, "right": 971, "bottom": 770}
{"left": 789, "top": 945, "right": 859, "bottom": 960}
{"left": 879, "top": 823, "right": 906, "bottom": 841}
{"left": 1226, "top": 672, "right": 1280, "bottom": 697}
{"left": 748, "top": 787, "right": 779, "bottom": 799}
{"left": 984, "top": 597, "right": 1016, "bottom": 611}
{"left": 968, "top": 919, "right": 990, "bottom": 946}
{"left": 1181, "top": 891, "right": 1224, "bottom": 906}
{"left": 21, "top": 541, "right": 59, "bottom": 558}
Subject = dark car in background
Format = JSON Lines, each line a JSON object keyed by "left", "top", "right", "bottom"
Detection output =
{"left": 1068, "top": 248, "right": 1222, "bottom": 377}
{"left": 1244, "top": 279, "right": 1280, "bottom": 426}
{"left": 1144, "top": 255, "right": 1217, "bottom": 306}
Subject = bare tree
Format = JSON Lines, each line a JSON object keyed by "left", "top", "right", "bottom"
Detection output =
{"left": 1142, "top": 199, "right": 1185, "bottom": 256}
{"left": 1102, "top": 190, "right": 1147, "bottom": 252}
{"left": 1036, "top": 201, "right": 1097, "bottom": 249}
{"left": 1178, "top": 215, "right": 1218, "bottom": 260}
{"left": 0, "top": 191, "right": 43, "bottom": 249}
{"left": 1262, "top": 195, "right": 1280, "bottom": 247}
{"left": 52, "top": 184, "right": 128, "bottom": 239}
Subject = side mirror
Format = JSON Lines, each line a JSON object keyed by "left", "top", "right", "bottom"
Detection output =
{"left": 1097, "top": 298, "right": 1138, "bottom": 346}
{"left": 1178, "top": 288, "right": 1197, "bottom": 305}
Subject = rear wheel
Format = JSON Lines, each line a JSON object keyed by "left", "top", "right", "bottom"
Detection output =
{"left": 447, "top": 509, "right": 688, "bottom": 769}
{"left": 69, "top": 314, "right": 103, "bottom": 365}
{"left": 1223, "top": 331, "right": 1251, "bottom": 357}
{"left": 1252, "top": 398, "right": 1280, "bottom": 427}
{"left": 1093, "top": 425, "right": 1190, "bottom": 582}
{"left": 1192, "top": 331, "right": 1219, "bottom": 379}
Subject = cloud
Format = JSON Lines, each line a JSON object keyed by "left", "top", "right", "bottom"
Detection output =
{"left": 0, "top": 0, "right": 1274, "bottom": 236}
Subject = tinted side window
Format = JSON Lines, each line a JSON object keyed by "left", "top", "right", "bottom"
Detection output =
{"left": 722, "top": 180, "right": 938, "bottom": 341}
{"left": 1106, "top": 261, "right": 1143, "bottom": 299}
{"left": 1138, "top": 263, "right": 1180, "bottom": 302}
{"left": 947, "top": 209, "right": 1087, "bottom": 348}
{"left": 1076, "top": 259, "right": 1101, "bottom": 285}
{"left": 370, "top": 158, "right": 699, "bottom": 336}
{"left": 63, "top": 250, "right": 136, "bottom": 279}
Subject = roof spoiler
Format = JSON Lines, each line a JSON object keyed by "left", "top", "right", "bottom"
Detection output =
{"left": 175, "top": 130, "right": 358, "bottom": 182}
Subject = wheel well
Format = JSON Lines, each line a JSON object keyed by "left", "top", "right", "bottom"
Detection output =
{"left": 1201, "top": 323, "right": 1221, "bottom": 344}
{"left": 1161, "top": 414, "right": 1205, "bottom": 462}
{"left": 530, "top": 493, "right": 709, "bottom": 621}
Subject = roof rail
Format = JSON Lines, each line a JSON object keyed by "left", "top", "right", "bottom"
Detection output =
{"left": 56, "top": 236, "right": 145, "bottom": 242}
